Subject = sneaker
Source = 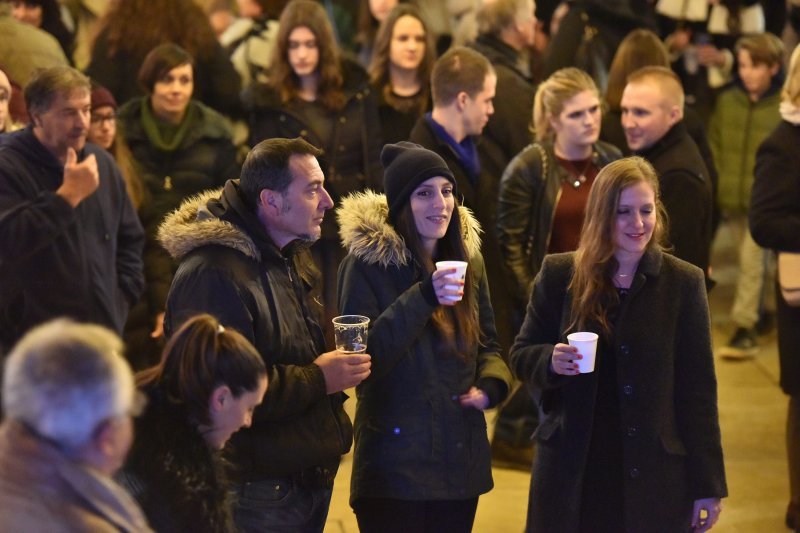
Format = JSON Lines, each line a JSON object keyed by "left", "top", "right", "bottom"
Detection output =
{"left": 718, "top": 327, "right": 759, "bottom": 360}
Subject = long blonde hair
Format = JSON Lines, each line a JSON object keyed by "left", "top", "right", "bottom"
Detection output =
{"left": 533, "top": 67, "right": 599, "bottom": 142}
{"left": 568, "top": 157, "right": 668, "bottom": 334}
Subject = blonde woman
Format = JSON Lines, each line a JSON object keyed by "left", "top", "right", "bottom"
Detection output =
{"left": 511, "top": 157, "right": 727, "bottom": 532}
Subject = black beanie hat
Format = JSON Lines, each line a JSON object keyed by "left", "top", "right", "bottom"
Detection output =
{"left": 382, "top": 142, "right": 456, "bottom": 224}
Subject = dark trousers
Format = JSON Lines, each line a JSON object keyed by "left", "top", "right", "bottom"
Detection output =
{"left": 234, "top": 477, "right": 333, "bottom": 533}
{"left": 353, "top": 496, "right": 479, "bottom": 533}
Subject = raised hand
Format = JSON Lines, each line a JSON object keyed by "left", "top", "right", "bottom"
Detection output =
{"left": 57, "top": 148, "right": 99, "bottom": 208}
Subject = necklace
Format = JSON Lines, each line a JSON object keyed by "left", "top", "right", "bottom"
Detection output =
{"left": 563, "top": 157, "right": 593, "bottom": 189}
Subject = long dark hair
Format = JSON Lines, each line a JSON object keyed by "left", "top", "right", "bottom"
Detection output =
{"left": 394, "top": 200, "right": 480, "bottom": 358}
{"left": 270, "top": 0, "right": 345, "bottom": 110}
{"left": 368, "top": 4, "right": 435, "bottom": 114}
{"left": 137, "top": 314, "right": 267, "bottom": 426}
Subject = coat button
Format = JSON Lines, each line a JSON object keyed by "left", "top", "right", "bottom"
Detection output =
{"left": 629, "top": 468, "right": 640, "bottom": 478}
{"left": 623, "top": 385, "right": 633, "bottom": 396}
{"left": 620, "top": 344, "right": 630, "bottom": 355}
{"left": 456, "top": 442, "right": 464, "bottom": 449}
{"left": 339, "top": 116, "right": 346, "bottom": 123}
{"left": 393, "top": 427, "right": 401, "bottom": 435}
{"left": 104, "top": 233, "right": 111, "bottom": 241}
{"left": 279, "top": 115, "right": 286, "bottom": 122}
{"left": 300, "top": 129, "right": 308, "bottom": 137}
{"left": 627, "top": 426, "right": 638, "bottom": 437}
{"left": 339, "top": 145, "right": 346, "bottom": 151}
{"left": 451, "top": 394, "right": 458, "bottom": 401}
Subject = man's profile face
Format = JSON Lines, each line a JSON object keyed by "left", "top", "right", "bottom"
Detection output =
{"left": 462, "top": 73, "right": 496, "bottom": 136}
{"left": 620, "top": 81, "right": 679, "bottom": 152}
{"left": 32, "top": 88, "right": 90, "bottom": 159}
{"left": 266, "top": 154, "right": 333, "bottom": 248}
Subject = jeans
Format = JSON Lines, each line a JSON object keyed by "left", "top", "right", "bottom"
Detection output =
{"left": 353, "top": 497, "right": 479, "bottom": 533}
{"left": 234, "top": 477, "right": 333, "bottom": 533}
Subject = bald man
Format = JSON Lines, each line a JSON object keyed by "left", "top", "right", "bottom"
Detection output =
{"left": 621, "top": 66, "right": 713, "bottom": 284}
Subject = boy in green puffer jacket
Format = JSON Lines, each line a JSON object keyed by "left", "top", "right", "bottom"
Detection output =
{"left": 710, "top": 32, "right": 783, "bottom": 359}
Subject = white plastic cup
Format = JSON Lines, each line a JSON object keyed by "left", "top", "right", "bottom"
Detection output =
{"left": 567, "top": 332, "right": 599, "bottom": 373}
{"left": 435, "top": 260, "right": 468, "bottom": 302}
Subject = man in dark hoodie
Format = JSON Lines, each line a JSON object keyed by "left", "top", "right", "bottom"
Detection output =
{"left": 0, "top": 66, "right": 144, "bottom": 356}
{"left": 160, "top": 137, "right": 371, "bottom": 532}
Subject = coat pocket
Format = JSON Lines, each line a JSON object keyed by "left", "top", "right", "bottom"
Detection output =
{"left": 533, "top": 415, "right": 560, "bottom": 442}
{"left": 660, "top": 434, "right": 688, "bottom": 456}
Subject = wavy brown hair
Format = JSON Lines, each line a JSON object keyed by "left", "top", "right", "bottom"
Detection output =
{"left": 568, "top": 157, "right": 668, "bottom": 335}
{"left": 393, "top": 199, "right": 480, "bottom": 359}
{"left": 368, "top": 4, "right": 435, "bottom": 114}
{"left": 605, "top": 29, "right": 670, "bottom": 113}
{"left": 270, "top": 0, "right": 345, "bottom": 110}
{"left": 92, "top": 0, "right": 218, "bottom": 64}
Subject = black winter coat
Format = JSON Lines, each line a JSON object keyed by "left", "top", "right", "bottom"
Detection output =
{"left": 635, "top": 121, "right": 713, "bottom": 279}
{"left": 336, "top": 191, "right": 512, "bottom": 503}
{"left": 160, "top": 181, "right": 352, "bottom": 479}
{"left": 469, "top": 33, "right": 536, "bottom": 176}
{"left": 511, "top": 250, "right": 727, "bottom": 532}
{"left": 0, "top": 128, "right": 144, "bottom": 349}
{"left": 120, "top": 386, "right": 235, "bottom": 533}
{"left": 497, "top": 140, "right": 621, "bottom": 308}
{"left": 118, "top": 97, "right": 238, "bottom": 316}
{"left": 750, "top": 119, "right": 800, "bottom": 395}
{"left": 243, "top": 59, "right": 383, "bottom": 241}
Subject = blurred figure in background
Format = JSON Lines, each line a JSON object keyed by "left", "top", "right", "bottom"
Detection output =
{"left": 355, "top": 0, "right": 405, "bottom": 67}
{"left": 117, "top": 43, "right": 238, "bottom": 370}
{"left": 120, "top": 314, "right": 267, "bottom": 533}
{"left": 712, "top": 33, "right": 783, "bottom": 360}
{"left": 750, "top": 42, "right": 800, "bottom": 532}
{"left": 368, "top": 3, "right": 435, "bottom": 144}
{"left": 0, "top": 68, "right": 22, "bottom": 133}
{"left": 0, "top": 319, "right": 151, "bottom": 532}
{"left": 0, "top": 2, "right": 68, "bottom": 87}
{"left": 86, "top": 0, "right": 242, "bottom": 117}
{"left": 10, "top": 0, "right": 75, "bottom": 61}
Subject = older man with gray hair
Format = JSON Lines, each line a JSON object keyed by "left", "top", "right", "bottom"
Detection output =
{"left": 0, "top": 319, "right": 152, "bottom": 532}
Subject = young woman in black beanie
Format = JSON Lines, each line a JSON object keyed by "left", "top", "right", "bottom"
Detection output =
{"left": 336, "top": 141, "right": 512, "bottom": 533}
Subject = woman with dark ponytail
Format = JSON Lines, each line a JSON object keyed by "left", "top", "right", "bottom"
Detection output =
{"left": 120, "top": 314, "right": 268, "bottom": 533}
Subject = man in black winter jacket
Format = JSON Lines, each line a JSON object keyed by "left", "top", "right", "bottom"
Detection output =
{"left": 621, "top": 66, "right": 713, "bottom": 283}
{"left": 0, "top": 66, "right": 144, "bottom": 355}
{"left": 160, "top": 137, "right": 371, "bottom": 532}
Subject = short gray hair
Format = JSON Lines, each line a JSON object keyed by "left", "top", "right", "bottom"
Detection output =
{"left": 2, "top": 320, "right": 134, "bottom": 450}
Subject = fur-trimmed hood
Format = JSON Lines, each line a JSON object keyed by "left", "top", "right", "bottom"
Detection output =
{"left": 158, "top": 186, "right": 261, "bottom": 262}
{"left": 336, "top": 190, "right": 482, "bottom": 268}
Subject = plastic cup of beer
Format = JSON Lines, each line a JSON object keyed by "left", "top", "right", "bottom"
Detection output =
{"left": 332, "top": 315, "right": 369, "bottom": 354}
{"left": 567, "top": 332, "right": 599, "bottom": 373}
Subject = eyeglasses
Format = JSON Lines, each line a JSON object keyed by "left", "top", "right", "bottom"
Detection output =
{"left": 90, "top": 113, "right": 116, "bottom": 125}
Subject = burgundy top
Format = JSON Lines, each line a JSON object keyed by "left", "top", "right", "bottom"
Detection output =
{"left": 548, "top": 157, "right": 600, "bottom": 254}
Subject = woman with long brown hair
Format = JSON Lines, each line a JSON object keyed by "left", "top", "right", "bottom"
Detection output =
{"left": 368, "top": 3, "right": 435, "bottom": 144}
{"left": 510, "top": 156, "right": 727, "bottom": 532}
{"left": 86, "top": 0, "right": 241, "bottom": 116}
{"left": 336, "top": 142, "right": 511, "bottom": 532}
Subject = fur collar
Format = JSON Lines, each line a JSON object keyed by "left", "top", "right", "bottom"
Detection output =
{"left": 158, "top": 188, "right": 261, "bottom": 262}
{"left": 336, "top": 190, "right": 482, "bottom": 268}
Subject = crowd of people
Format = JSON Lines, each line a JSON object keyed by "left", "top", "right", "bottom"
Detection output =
{"left": 1, "top": 0, "right": 799, "bottom": 531}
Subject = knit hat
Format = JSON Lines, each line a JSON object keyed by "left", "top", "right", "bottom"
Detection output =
{"left": 90, "top": 84, "right": 117, "bottom": 111}
{"left": 382, "top": 142, "right": 456, "bottom": 224}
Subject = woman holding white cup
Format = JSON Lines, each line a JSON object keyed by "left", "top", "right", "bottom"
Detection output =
{"left": 510, "top": 157, "right": 727, "bottom": 532}
{"left": 336, "top": 142, "right": 511, "bottom": 532}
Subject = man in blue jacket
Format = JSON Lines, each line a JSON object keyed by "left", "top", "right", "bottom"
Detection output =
{"left": 0, "top": 66, "right": 144, "bottom": 355}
